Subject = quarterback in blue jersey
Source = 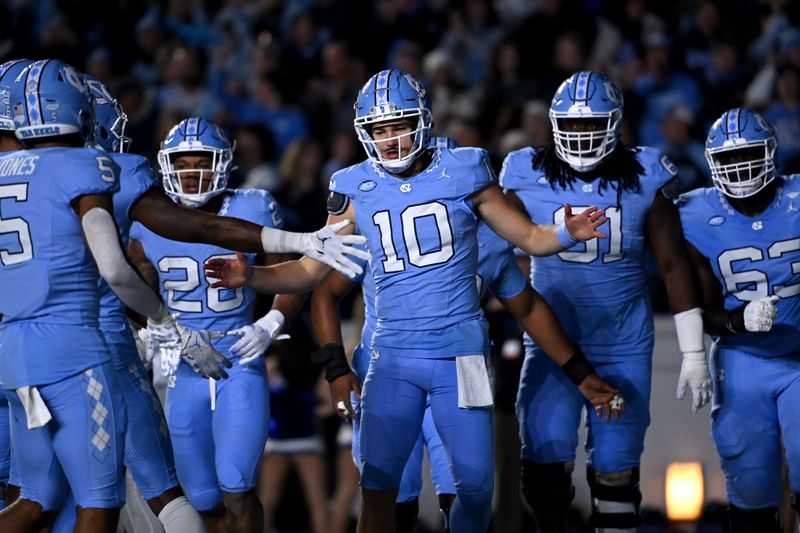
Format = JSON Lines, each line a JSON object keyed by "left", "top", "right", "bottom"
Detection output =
{"left": 127, "top": 117, "right": 297, "bottom": 532}
{"left": 311, "top": 190, "right": 622, "bottom": 533}
{"left": 0, "top": 59, "right": 214, "bottom": 533}
{"left": 678, "top": 108, "right": 800, "bottom": 533}
{"left": 501, "top": 71, "right": 707, "bottom": 533}
{"left": 206, "top": 69, "right": 607, "bottom": 533}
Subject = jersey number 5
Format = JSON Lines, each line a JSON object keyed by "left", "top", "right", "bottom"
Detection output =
{"left": 0, "top": 183, "right": 33, "bottom": 266}
{"left": 372, "top": 201, "right": 454, "bottom": 273}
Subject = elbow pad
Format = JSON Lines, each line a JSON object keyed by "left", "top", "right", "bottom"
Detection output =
{"left": 81, "top": 207, "right": 169, "bottom": 321}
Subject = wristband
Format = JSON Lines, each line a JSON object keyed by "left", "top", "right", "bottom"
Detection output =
{"left": 311, "top": 343, "right": 351, "bottom": 383}
{"left": 560, "top": 345, "right": 595, "bottom": 386}
{"left": 556, "top": 223, "right": 579, "bottom": 249}
{"left": 725, "top": 306, "right": 746, "bottom": 334}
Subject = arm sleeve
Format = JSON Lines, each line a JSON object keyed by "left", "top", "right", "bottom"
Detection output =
{"left": 81, "top": 207, "right": 169, "bottom": 321}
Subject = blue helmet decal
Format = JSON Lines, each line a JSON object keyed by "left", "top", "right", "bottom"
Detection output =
{"left": 549, "top": 71, "right": 623, "bottom": 172}
{"left": 353, "top": 69, "right": 433, "bottom": 173}
{"left": 157, "top": 117, "right": 234, "bottom": 207}
{"left": 84, "top": 74, "right": 130, "bottom": 153}
{"left": 705, "top": 108, "right": 777, "bottom": 198}
{"left": 11, "top": 59, "right": 94, "bottom": 144}
{"left": 0, "top": 59, "right": 33, "bottom": 131}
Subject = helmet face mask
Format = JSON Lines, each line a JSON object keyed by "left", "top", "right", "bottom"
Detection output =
{"left": 353, "top": 70, "right": 433, "bottom": 173}
{"left": 550, "top": 71, "right": 623, "bottom": 172}
{"left": 158, "top": 118, "right": 233, "bottom": 207}
{"left": 705, "top": 108, "right": 777, "bottom": 199}
{"left": 85, "top": 76, "right": 131, "bottom": 153}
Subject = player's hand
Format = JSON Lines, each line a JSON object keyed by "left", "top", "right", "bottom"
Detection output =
{"left": 677, "top": 350, "right": 712, "bottom": 413}
{"left": 329, "top": 371, "right": 362, "bottom": 420}
{"left": 302, "top": 220, "right": 370, "bottom": 278}
{"left": 205, "top": 252, "right": 251, "bottom": 289}
{"left": 176, "top": 323, "right": 232, "bottom": 380}
{"left": 581, "top": 374, "right": 624, "bottom": 423}
{"left": 743, "top": 295, "right": 779, "bottom": 332}
{"left": 564, "top": 203, "right": 607, "bottom": 241}
{"left": 228, "top": 310, "right": 287, "bottom": 365}
{"left": 134, "top": 326, "right": 152, "bottom": 370}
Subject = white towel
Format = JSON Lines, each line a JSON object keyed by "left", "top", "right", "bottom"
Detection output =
{"left": 456, "top": 355, "right": 494, "bottom": 408}
{"left": 16, "top": 386, "right": 52, "bottom": 429}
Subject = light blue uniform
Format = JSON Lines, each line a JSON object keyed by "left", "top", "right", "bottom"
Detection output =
{"left": 97, "top": 152, "right": 181, "bottom": 501}
{"left": 330, "top": 144, "right": 496, "bottom": 531}
{"left": 130, "top": 189, "right": 280, "bottom": 511}
{"left": 679, "top": 176, "right": 800, "bottom": 508}
{"left": 501, "top": 146, "right": 676, "bottom": 472}
{"left": 0, "top": 147, "right": 126, "bottom": 510}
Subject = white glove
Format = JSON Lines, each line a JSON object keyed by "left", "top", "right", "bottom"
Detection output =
{"left": 743, "top": 295, "right": 779, "bottom": 332}
{"left": 229, "top": 309, "right": 286, "bottom": 365}
{"left": 677, "top": 351, "right": 712, "bottom": 413}
{"left": 146, "top": 314, "right": 182, "bottom": 376}
{"left": 134, "top": 326, "right": 151, "bottom": 370}
{"left": 674, "top": 307, "right": 711, "bottom": 413}
{"left": 301, "top": 220, "right": 370, "bottom": 278}
{"left": 175, "top": 323, "right": 231, "bottom": 380}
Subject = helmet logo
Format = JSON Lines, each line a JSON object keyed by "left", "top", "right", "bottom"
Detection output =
{"left": 403, "top": 73, "right": 426, "bottom": 98}
{"left": 62, "top": 65, "right": 87, "bottom": 94}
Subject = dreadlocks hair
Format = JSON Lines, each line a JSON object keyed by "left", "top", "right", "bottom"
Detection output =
{"left": 532, "top": 141, "right": 645, "bottom": 196}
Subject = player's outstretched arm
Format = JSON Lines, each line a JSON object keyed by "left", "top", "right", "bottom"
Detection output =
{"left": 206, "top": 252, "right": 333, "bottom": 293}
{"left": 647, "top": 194, "right": 711, "bottom": 412}
{"left": 131, "top": 188, "right": 368, "bottom": 276}
{"left": 498, "top": 285, "right": 623, "bottom": 422}
{"left": 311, "top": 271, "right": 361, "bottom": 420}
{"left": 78, "top": 194, "right": 233, "bottom": 380}
{"left": 475, "top": 185, "right": 607, "bottom": 256}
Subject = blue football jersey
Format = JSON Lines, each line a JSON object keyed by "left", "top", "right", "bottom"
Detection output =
{"left": 0, "top": 147, "right": 120, "bottom": 387}
{"left": 98, "top": 153, "right": 157, "bottom": 328}
{"left": 130, "top": 189, "right": 283, "bottom": 358}
{"left": 679, "top": 176, "right": 800, "bottom": 357}
{"left": 351, "top": 219, "right": 526, "bottom": 378}
{"left": 501, "top": 146, "right": 677, "bottom": 360}
{"left": 330, "top": 146, "right": 496, "bottom": 357}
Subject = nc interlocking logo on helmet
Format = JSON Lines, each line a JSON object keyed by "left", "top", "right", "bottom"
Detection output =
{"left": 158, "top": 117, "right": 234, "bottom": 208}
{"left": 353, "top": 69, "right": 433, "bottom": 173}
{"left": 705, "top": 107, "right": 777, "bottom": 199}
{"left": 550, "top": 70, "right": 623, "bottom": 172}
{"left": 10, "top": 59, "right": 94, "bottom": 144}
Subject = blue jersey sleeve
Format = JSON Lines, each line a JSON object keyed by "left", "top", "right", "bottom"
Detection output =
{"left": 56, "top": 148, "right": 120, "bottom": 204}
{"left": 636, "top": 146, "right": 680, "bottom": 196}
{"left": 119, "top": 154, "right": 157, "bottom": 221}
{"left": 128, "top": 220, "right": 144, "bottom": 242}
{"left": 451, "top": 147, "right": 497, "bottom": 196}
{"left": 498, "top": 147, "right": 535, "bottom": 192}
{"left": 487, "top": 252, "right": 527, "bottom": 299}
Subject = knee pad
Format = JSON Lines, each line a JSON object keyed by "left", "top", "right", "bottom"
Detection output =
{"left": 587, "top": 467, "right": 642, "bottom": 530}
{"left": 394, "top": 498, "right": 419, "bottom": 533}
{"left": 728, "top": 503, "right": 780, "bottom": 533}
{"left": 439, "top": 493, "right": 454, "bottom": 532}
{"left": 521, "top": 460, "right": 575, "bottom": 513}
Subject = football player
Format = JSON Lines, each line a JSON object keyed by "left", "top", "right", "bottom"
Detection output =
{"left": 205, "top": 69, "right": 606, "bottom": 533}
{"left": 678, "top": 108, "right": 800, "bottom": 533}
{"left": 0, "top": 59, "right": 214, "bottom": 533}
{"left": 501, "top": 71, "right": 708, "bottom": 533}
{"left": 127, "top": 117, "right": 299, "bottom": 532}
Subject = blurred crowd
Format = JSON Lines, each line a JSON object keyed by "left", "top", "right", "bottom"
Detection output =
{"left": 2, "top": 0, "right": 800, "bottom": 531}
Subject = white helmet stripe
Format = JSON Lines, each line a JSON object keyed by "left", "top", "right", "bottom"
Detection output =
{"left": 24, "top": 59, "right": 47, "bottom": 126}
{"left": 573, "top": 71, "right": 591, "bottom": 104}
{"left": 726, "top": 108, "right": 740, "bottom": 140}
